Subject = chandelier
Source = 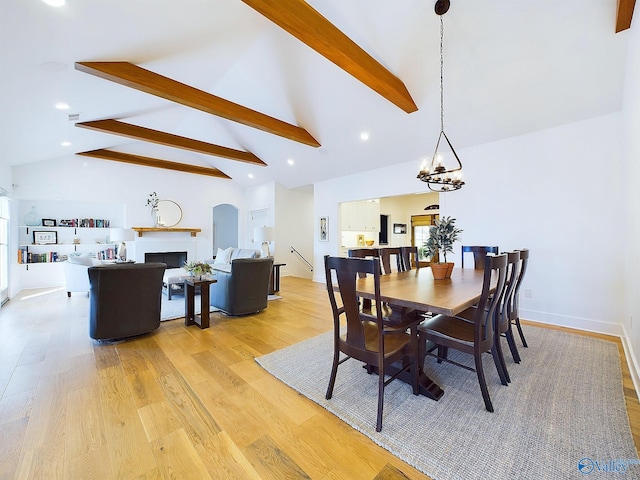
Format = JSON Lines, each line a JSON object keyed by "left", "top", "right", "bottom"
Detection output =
{"left": 417, "top": 0, "right": 464, "bottom": 192}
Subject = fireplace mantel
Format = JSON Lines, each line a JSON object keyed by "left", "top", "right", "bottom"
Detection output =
{"left": 132, "top": 227, "right": 201, "bottom": 237}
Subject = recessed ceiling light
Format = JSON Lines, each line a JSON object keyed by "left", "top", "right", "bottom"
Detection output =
{"left": 61, "top": 141, "right": 71, "bottom": 147}
{"left": 55, "top": 102, "right": 70, "bottom": 110}
{"left": 248, "top": 173, "right": 254, "bottom": 179}
{"left": 360, "top": 131, "right": 370, "bottom": 141}
{"left": 42, "top": 0, "right": 65, "bottom": 6}
{"left": 287, "top": 159, "right": 295, "bottom": 166}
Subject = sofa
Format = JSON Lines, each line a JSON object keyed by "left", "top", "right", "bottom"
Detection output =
{"left": 88, "top": 262, "right": 166, "bottom": 340}
{"left": 209, "top": 256, "right": 274, "bottom": 315}
{"left": 63, "top": 254, "right": 104, "bottom": 297}
{"left": 162, "top": 247, "right": 262, "bottom": 299}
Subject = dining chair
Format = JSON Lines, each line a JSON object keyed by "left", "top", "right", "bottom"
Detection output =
{"left": 418, "top": 253, "right": 509, "bottom": 412}
{"left": 399, "top": 246, "right": 420, "bottom": 272}
{"left": 461, "top": 245, "right": 499, "bottom": 269}
{"left": 493, "top": 251, "right": 522, "bottom": 383}
{"left": 348, "top": 248, "right": 381, "bottom": 310}
{"left": 510, "top": 248, "right": 530, "bottom": 347}
{"left": 380, "top": 247, "right": 403, "bottom": 275}
{"left": 324, "top": 255, "right": 421, "bottom": 432}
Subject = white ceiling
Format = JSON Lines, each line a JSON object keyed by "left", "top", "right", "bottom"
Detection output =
{"left": 0, "top": 0, "right": 631, "bottom": 190}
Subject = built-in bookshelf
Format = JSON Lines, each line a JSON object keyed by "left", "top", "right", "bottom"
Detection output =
{"left": 16, "top": 200, "right": 125, "bottom": 267}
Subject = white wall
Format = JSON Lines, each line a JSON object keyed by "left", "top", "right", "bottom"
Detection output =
{"left": 275, "top": 184, "right": 314, "bottom": 279}
{"left": 622, "top": 14, "right": 640, "bottom": 392}
{"left": 315, "top": 113, "right": 625, "bottom": 338}
{"left": 0, "top": 161, "right": 11, "bottom": 194}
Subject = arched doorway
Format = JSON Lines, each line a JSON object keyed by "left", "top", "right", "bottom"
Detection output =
{"left": 212, "top": 204, "right": 238, "bottom": 252}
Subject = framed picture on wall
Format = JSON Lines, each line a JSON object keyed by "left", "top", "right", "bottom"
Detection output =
{"left": 319, "top": 216, "right": 329, "bottom": 241}
{"left": 393, "top": 223, "right": 407, "bottom": 234}
{"left": 33, "top": 230, "right": 57, "bottom": 245}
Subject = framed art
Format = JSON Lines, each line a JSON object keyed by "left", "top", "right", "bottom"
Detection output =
{"left": 319, "top": 216, "right": 329, "bottom": 242}
{"left": 393, "top": 223, "right": 407, "bottom": 234}
{"left": 42, "top": 218, "right": 56, "bottom": 227}
{"left": 33, "top": 230, "right": 57, "bottom": 245}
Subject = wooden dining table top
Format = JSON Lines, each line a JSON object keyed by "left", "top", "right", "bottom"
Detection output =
{"left": 355, "top": 267, "right": 489, "bottom": 316}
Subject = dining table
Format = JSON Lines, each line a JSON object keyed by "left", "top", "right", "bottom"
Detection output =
{"left": 355, "top": 266, "right": 490, "bottom": 401}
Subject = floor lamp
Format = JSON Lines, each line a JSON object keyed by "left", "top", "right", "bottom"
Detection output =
{"left": 254, "top": 227, "right": 274, "bottom": 258}
{"left": 110, "top": 228, "right": 135, "bottom": 262}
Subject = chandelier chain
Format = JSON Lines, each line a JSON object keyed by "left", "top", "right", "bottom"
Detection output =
{"left": 440, "top": 15, "right": 444, "bottom": 132}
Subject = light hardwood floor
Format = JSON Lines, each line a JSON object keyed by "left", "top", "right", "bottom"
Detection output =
{"left": 0, "top": 277, "right": 638, "bottom": 479}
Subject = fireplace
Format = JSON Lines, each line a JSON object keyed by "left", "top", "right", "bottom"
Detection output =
{"left": 145, "top": 251, "right": 187, "bottom": 269}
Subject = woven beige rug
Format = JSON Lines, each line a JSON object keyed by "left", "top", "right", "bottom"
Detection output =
{"left": 256, "top": 326, "right": 639, "bottom": 479}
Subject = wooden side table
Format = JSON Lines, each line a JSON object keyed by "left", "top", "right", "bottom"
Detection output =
{"left": 184, "top": 277, "right": 216, "bottom": 329}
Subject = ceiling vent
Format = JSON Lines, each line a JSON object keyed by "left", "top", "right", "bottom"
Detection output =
{"left": 68, "top": 113, "right": 80, "bottom": 121}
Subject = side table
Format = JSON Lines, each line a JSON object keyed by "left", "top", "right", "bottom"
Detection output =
{"left": 184, "top": 276, "right": 216, "bottom": 329}
{"left": 270, "top": 263, "right": 286, "bottom": 295}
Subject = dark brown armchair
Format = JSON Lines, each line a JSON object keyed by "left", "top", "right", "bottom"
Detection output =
{"left": 88, "top": 262, "right": 166, "bottom": 340}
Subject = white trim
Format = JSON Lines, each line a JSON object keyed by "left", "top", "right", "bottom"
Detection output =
{"left": 621, "top": 325, "right": 640, "bottom": 401}
{"left": 520, "top": 308, "right": 624, "bottom": 337}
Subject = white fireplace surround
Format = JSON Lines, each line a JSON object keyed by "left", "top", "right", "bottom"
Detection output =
{"left": 131, "top": 238, "right": 197, "bottom": 266}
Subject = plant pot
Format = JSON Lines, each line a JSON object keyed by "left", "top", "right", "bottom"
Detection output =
{"left": 431, "top": 262, "right": 454, "bottom": 280}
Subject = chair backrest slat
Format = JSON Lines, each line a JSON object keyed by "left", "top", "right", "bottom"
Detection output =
{"left": 474, "top": 253, "right": 508, "bottom": 347}
{"left": 399, "top": 246, "right": 420, "bottom": 272}
{"left": 462, "top": 245, "right": 499, "bottom": 269}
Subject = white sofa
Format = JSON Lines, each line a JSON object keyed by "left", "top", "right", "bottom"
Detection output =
{"left": 162, "top": 247, "right": 261, "bottom": 300}
{"left": 62, "top": 254, "right": 103, "bottom": 297}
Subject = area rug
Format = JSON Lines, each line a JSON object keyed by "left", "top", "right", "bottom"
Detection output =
{"left": 161, "top": 294, "right": 282, "bottom": 321}
{"left": 160, "top": 295, "right": 217, "bottom": 321}
{"left": 256, "top": 326, "right": 639, "bottom": 479}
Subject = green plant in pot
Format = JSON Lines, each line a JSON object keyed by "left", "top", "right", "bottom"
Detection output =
{"left": 423, "top": 216, "right": 462, "bottom": 279}
{"left": 183, "top": 260, "right": 213, "bottom": 280}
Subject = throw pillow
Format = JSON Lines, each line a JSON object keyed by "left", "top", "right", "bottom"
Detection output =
{"left": 213, "top": 247, "right": 233, "bottom": 265}
{"left": 67, "top": 254, "right": 95, "bottom": 266}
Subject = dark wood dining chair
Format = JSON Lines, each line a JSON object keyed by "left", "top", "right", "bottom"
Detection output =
{"left": 493, "top": 251, "right": 522, "bottom": 383}
{"left": 324, "top": 255, "right": 421, "bottom": 432}
{"left": 348, "top": 248, "right": 381, "bottom": 310}
{"left": 510, "top": 248, "right": 530, "bottom": 347}
{"left": 379, "top": 247, "right": 403, "bottom": 275}
{"left": 461, "top": 245, "right": 499, "bottom": 269}
{"left": 418, "top": 253, "right": 509, "bottom": 412}
{"left": 399, "top": 246, "right": 420, "bottom": 272}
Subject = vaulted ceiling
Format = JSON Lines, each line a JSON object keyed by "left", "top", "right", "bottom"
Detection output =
{"left": 1, "top": 0, "right": 634, "bottom": 189}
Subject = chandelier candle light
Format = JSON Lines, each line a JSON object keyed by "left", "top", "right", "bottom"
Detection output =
{"left": 417, "top": 0, "right": 465, "bottom": 192}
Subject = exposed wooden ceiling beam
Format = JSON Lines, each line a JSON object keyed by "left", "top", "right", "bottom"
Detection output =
{"left": 241, "top": 0, "right": 418, "bottom": 113}
{"left": 616, "top": 0, "right": 636, "bottom": 32}
{"left": 76, "top": 119, "right": 266, "bottom": 166}
{"left": 76, "top": 149, "right": 231, "bottom": 179}
{"left": 75, "top": 61, "right": 320, "bottom": 147}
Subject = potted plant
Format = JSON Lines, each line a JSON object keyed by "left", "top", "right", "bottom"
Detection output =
{"left": 183, "top": 260, "right": 213, "bottom": 280}
{"left": 423, "top": 216, "right": 462, "bottom": 279}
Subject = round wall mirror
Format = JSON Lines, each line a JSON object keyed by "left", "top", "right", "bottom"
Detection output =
{"left": 156, "top": 200, "right": 182, "bottom": 227}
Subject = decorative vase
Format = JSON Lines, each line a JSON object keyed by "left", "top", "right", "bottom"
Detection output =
{"left": 24, "top": 205, "right": 40, "bottom": 226}
{"left": 151, "top": 208, "right": 159, "bottom": 227}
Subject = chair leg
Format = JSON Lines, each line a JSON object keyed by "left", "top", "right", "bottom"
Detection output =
{"left": 514, "top": 317, "right": 528, "bottom": 347}
{"left": 437, "top": 345, "right": 448, "bottom": 363}
{"left": 492, "top": 340, "right": 510, "bottom": 385}
{"left": 474, "top": 351, "right": 494, "bottom": 412}
{"left": 325, "top": 348, "right": 340, "bottom": 400}
{"left": 505, "top": 328, "right": 521, "bottom": 363}
{"left": 410, "top": 325, "right": 419, "bottom": 395}
{"left": 376, "top": 365, "right": 385, "bottom": 432}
